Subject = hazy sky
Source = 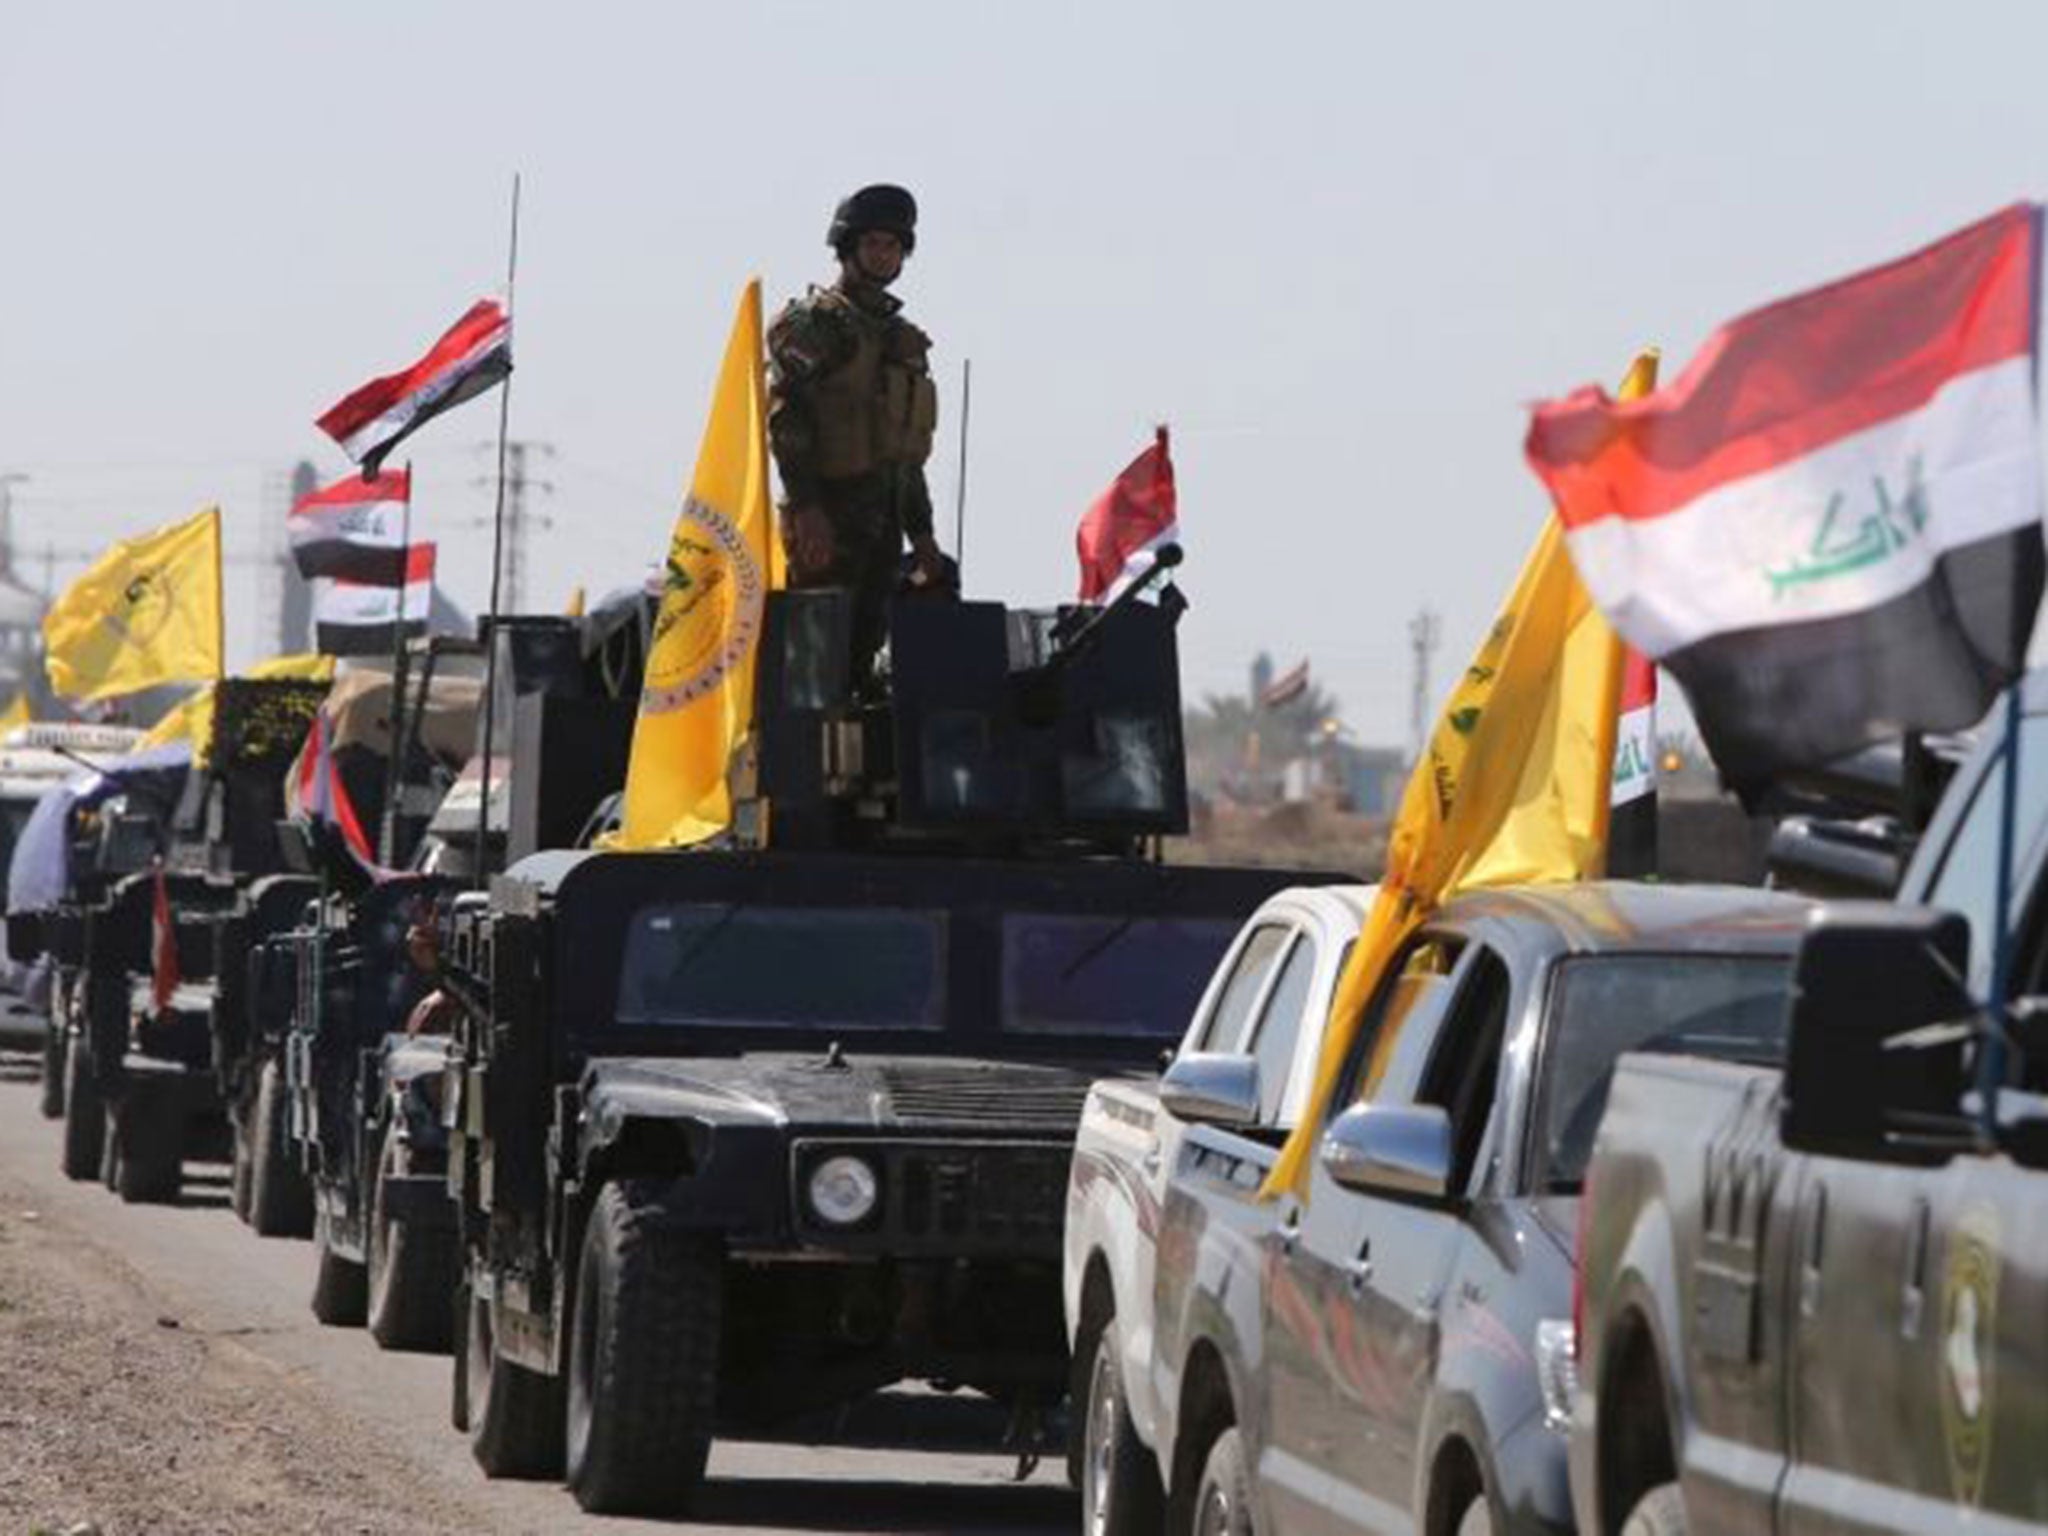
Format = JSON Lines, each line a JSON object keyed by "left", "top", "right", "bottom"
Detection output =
{"left": 4, "top": 2, "right": 2045, "bottom": 742}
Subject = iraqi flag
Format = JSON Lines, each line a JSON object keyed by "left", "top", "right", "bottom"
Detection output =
{"left": 1078, "top": 426, "right": 1178, "bottom": 603}
{"left": 288, "top": 469, "right": 412, "bottom": 582}
{"left": 1607, "top": 650, "right": 1658, "bottom": 877}
{"left": 149, "top": 863, "right": 180, "bottom": 1013}
{"left": 313, "top": 544, "right": 436, "bottom": 657}
{"left": 287, "top": 712, "right": 376, "bottom": 866}
{"left": 316, "top": 299, "right": 511, "bottom": 476}
{"left": 1526, "top": 204, "right": 2046, "bottom": 792}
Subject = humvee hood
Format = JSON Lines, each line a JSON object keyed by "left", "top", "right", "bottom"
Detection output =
{"left": 581, "top": 1053, "right": 1117, "bottom": 1134}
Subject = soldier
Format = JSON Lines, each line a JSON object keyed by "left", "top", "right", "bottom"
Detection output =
{"left": 768, "top": 183, "right": 948, "bottom": 690}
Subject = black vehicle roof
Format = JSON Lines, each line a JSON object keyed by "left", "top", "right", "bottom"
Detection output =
{"left": 1441, "top": 880, "right": 1813, "bottom": 960}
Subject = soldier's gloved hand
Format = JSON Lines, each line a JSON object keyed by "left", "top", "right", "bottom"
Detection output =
{"left": 908, "top": 534, "right": 947, "bottom": 590}
{"left": 782, "top": 505, "right": 836, "bottom": 581}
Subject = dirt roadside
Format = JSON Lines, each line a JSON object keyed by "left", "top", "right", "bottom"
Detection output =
{"left": 0, "top": 1169, "right": 491, "bottom": 1536}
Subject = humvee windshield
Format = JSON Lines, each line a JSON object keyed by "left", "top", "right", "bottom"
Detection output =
{"left": 1000, "top": 913, "right": 1240, "bottom": 1037}
{"left": 617, "top": 904, "right": 946, "bottom": 1030}
{"left": 1531, "top": 953, "right": 1791, "bottom": 1192}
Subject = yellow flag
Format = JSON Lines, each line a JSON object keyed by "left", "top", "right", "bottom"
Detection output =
{"left": 616, "top": 280, "right": 780, "bottom": 848}
{"left": 1264, "top": 353, "right": 1656, "bottom": 1195}
{"left": 0, "top": 693, "right": 29, "bottom": 735}
{"left": 138, "top": 652, "right": 335, "bottom": 760}
{"left": 44, "top": 506, "right": 223, "bottom": 702}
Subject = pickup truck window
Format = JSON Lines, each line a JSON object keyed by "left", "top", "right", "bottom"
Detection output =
{"left": 1195, "top": 923, "right": 1290, "bottom": 1052}
{"left": 1000, "top": 913, "right": 1241, "bottom": 1036}
{"left": 1416, "top": 948, "right": 1511, "bottom": 1193}
{"left": 1246, "top": 933, "right": 1317, "bottom": 1123}
{"left": 1921, "top": 712, "right": 2048, "bottom": 985}
{"left": 1530, "top": 953, "right": 1790, "bottom": 1192}
{"left": 615, "top": 904, "right": 945, "bottom": 1030}
{"left": 1335, "top": 935, "right": 1466, "bottom": 1106}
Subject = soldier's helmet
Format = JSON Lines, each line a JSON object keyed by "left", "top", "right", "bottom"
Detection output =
{"left": 828, "top": 184, "right": 918, "bottom": 256}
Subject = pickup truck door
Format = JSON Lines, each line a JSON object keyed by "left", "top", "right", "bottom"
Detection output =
{"left": 1780, "top": 1154, "right": 1961, "bottom": 1535}
{"left": 1264, "top": 933, "right": 1489, "bottom": 1535}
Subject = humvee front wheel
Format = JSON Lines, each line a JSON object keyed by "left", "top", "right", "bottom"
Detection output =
{"left": 466, "top": 1281, "right": 564, "bottom": 1478}
{"left": 310, "top": 1209, "right": 368, "bottom": 1326}
{"left": 59, "top": 1037, "right": 103, "bottom": 1181}
{"left": 248, "top": 1059, "right": 312, "bottom": 1238}
{"left": 114, "top": 1092, "right": 183, "bottom": 1205}
{"left": 367, "top": 1119, "right": 455, "bottom": 1352}
{"left": 566, "top": 1179, "right": 722, "bottom": 1515}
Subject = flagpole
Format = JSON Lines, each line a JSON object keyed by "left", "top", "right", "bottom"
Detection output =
{"left": 1983, "top": 682, "right": 2022, "bottom": 1138}
{"left": 382, "top": 464, "right": 415, "bottom": 866}
{"left": 953, "top": 358, "right": 971, "bottom": 581}
{"left": 476, "top": 173, "right": 521, "bottom": 887}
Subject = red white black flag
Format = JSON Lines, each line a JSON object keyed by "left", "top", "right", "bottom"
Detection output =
{"left": 1606, "top": 650, "right": 1658, "bottom": 877}
{"left": 1527, "top": 204, "right": 2045, "bottom": 791}
{"left": 1077, "top": 427, "right": 1178, "bottom": 604}
{"left": 149, "top": 862, "right": 180, "bottom": 1013}
{"left": 286, "top": 712, "right": 376, "bottom": 866}
{"left": 313, "top": 544, "right": 436, "bottom": 657}
{"left": 316, "top": 299, "right": 511, "bottom": 475}
{"left": 1262, "top": 659, "right": 1310, "bottom": 710}
{"left": 288, "top": 469, "right": 411, "bottom": 583}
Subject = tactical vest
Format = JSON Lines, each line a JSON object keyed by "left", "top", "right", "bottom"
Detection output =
{"left": 809, "top": 291, "right": 938, "bottom": 480}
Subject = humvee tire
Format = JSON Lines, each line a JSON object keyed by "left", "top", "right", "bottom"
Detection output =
{"left": 1622, "top": 1485, "right": 1688, "bottom": 1536}
{"left": 59, "top": 1037, "right": 103, "bottom": 1181}
{"left": 39, "top": 1022, "right": 64, "bottom": 1120}
{"left": 230, "top": 1122, "right": 254, "bottom": 1222}
{"left": 367, "top": 1120, "right": 455, "bottom": 1352}
{"left": 311, "top": 1210, "right": 369, "bottom": 1326}
{"left": 566, "top": 1180, "right": 722, "bottom": 1514}
{"left": 114, "top": 1092, "right": 183, "bottom": 1205}
{"left": 466, "top": 1283, "right": 564, "bottom": 1479}
{"left": 248, "top": 1060, "right": 312, "bottom": 1238}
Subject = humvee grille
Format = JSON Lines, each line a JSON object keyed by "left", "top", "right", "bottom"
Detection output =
{"left": 792, "top": 1139, "right": 1071, "bottom": 1256}
{"left": 877, "top": 1065, "right": 1092, "bottom": 1131}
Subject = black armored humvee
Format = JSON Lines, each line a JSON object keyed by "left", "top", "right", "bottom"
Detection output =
{"left": 443, "top": 567, "right": 1348, "bottom": 1515}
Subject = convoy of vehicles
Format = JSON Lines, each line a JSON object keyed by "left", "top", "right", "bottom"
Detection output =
{"left": 7, "top": 582, "right": 2047, "bottom": 1536}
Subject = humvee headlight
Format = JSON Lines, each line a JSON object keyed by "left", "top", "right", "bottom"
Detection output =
{"left": 807, "top": 1155, "right": 879, "bottom": 1227}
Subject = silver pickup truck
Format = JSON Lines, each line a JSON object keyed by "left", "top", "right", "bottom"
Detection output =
{"left": 1065, "top": 882, "right": 1373, "bottom": 1534}
{"left": 1569, "top": 686, "right": 2048, "bottom": 1536}
{"left": 1145, "top": 882, "right": 1807, "bottom": 1536}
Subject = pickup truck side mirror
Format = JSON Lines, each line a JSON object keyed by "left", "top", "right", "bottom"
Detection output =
{"left": 1321, "top": 1103, "right": 1453, "bottom": 1201}
{"left": 1159, "top": 1052, "right": 1261, "bottom": 1131}
{"left": 1781, "top": 901, "right": 1977, "bottom": 1164}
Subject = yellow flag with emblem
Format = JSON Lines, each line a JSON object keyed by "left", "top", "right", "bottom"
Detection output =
{"left": 0, "top": 693, "right": 29, "bottom": 734}
{"left": 616, "top": 279, "right": 782, "bottom": 848}
{"left": 44, "top": 506, "right": 224, "bottom": 702}
{"left": 1263, "top": 352, "right": 1657, "bottom": 1195}
{"left": 138, "top": 652, "right": 336, "bottom": 761}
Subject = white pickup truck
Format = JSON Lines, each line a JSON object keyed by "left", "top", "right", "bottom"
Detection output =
{"left": 1063, "top": 881, "right": 1372, "bottom": 1533}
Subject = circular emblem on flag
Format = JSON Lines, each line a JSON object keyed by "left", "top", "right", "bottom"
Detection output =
{"left": 641, "top": 498, "right": 765, "bottom": 716}
{"left": 102, "top": 567, "right": 175, "bottom": 647}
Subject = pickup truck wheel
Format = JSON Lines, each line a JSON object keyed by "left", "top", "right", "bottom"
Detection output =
{"left": 310, "top": 1211, "right": 369, "bottom": 1327}
{"left": 59, "top": 1038, "right": 103, "bottom": 1181}
{"left": 367, "top": 1120, "right": 455, "bottom": 1353}
{"left": 566, "top": 1179, "right": 721, "bottom": 1515}
{"left": 466, "top": 1283, "right": 564, "bottom": 1479}
{"left": 1622, "top": 1483, "right": 1688, "bottom": 1536}
{"left": 1083, "top": 1321, "right": 1164, "bottom": 1536}
{"left": 1455, "top": 1493, "right": 1496, "bottom": 1536}
{"left": 1192, "top": 1427, "right": 1254, "bottom": 1536}
{"left": 249, "top": 1059, "right": 313, "bottom": 1238}
{"left": 39, "top": 1021, "right": 65, "bottom": 1119}
{"left": 115, "top": 1093, "right": 183, "bottom": 1205}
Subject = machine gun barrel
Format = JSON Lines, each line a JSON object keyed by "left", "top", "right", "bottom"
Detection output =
{"left": 1045, "top": 542, "right": 1183, "bottom": 670}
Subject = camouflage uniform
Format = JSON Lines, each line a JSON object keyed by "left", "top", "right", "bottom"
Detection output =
{"left": 767, "top": 276, "right": 938, "bottom": 687}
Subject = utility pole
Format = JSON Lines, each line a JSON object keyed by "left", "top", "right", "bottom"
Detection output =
{"left": 0, "top": 473, "right": 28, "bottom": 578}
{"left": 475, "top": 438, "right": 554, "bottom": 617}
{"left": 1408, "top": 608, "right": 1441, "bottom": 767}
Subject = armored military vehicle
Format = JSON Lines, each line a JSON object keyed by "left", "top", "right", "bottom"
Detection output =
{"left": 282, "top": 615, "right": 640, "bottom": 1351}
{"left": 443, "top": 564, "right": 1349, "bottom": 1515}
{"left": 45, "top": 678, "right": 327, "bottom": 1202}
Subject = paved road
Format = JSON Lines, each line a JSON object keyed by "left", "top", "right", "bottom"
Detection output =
{"left": 0, "top": 1064, "right": 1078, "bottom": 1535}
